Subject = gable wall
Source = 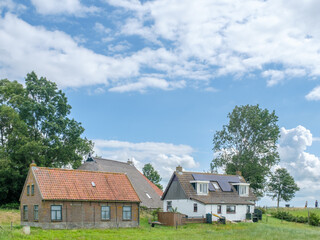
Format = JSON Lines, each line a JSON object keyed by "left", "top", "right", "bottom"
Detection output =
{"left": 163, "top": 175, "right": 187, "bottom": 200}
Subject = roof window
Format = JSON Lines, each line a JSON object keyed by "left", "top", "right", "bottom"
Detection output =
{"left": 91, "top": 182, "right": 96, "bottom": 187}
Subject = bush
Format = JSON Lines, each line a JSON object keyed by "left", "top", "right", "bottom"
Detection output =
{"left": 309, "top": 213, "right": 320, "bottom": 226}
{"left": 0, "top": 202, "right": 19, "bottom": 209}
{"left": 256, "top": 207, "right": 266, "bottom": 214}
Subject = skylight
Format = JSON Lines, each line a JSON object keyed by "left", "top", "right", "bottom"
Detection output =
{"left": 146, "top": 193, "right": 151, "bottom": 199}
{"left": 91, "top": 182, "right": 96, "bottom": 187}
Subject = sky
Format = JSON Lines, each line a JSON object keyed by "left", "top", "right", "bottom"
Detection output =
{"left": 1, "top": 0, "right": 320, "bottom": 207}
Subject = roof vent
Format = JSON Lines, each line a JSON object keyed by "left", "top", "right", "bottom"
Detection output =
{"left": 91, "top": 182, "right": 96, "bottom": 187}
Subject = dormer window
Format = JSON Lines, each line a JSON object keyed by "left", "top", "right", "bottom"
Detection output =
{"left": 231, "top": 183, "right": 249, "bottom": 196}
{"left": 190, "top": 181, "right": 209, "bottom": 195}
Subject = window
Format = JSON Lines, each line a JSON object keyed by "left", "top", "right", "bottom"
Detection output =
{"left": 227, "top": 205, "right": 236, "bottom": 214}
{"left": 167, "top": 201, "right": 172, "bottom": 212}
{"left": 101, "top": 206, "right": 110, "bottom": 220}
{"left": 217, "top": 205, "right": 222, "bottom": 214}
{"left": 193, "top": 203, "right": 198, "bottom": 212}
{"left": 23, "top": 205, "right": 28, "bottom": 221}
{"left": 34, "top": 205, "right": 39, "bottom": 221}
{"left": 146, "top": 193, "right": 152, "bottom": 199}
{"left": 247, "top": 205, "right": 250, "bottom": 213}
{"left": 123, "top": 206, "right": 132, "bottom": 220}
{"left": 198, "top": 183, "right": 208, "bottom": 194}
{"left": 27, "top": 185, "right": 30, "bottom": 196}
{"left": 239, "top": 185, "right": 249, "bottom": 196}
{"left": 31, "top": 184, "right": 34, "bottom": 195}
{"left": 51, "top": 205, "right": 62, "bottom": 221}
{"left": 212, "top": 182, "right": 220, "bottom": 190}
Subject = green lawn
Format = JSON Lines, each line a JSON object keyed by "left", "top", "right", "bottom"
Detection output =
{"left": 1, "top": 210, "right": 320, "bottom": 240}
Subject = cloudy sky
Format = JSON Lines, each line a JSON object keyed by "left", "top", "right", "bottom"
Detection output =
{"left": 1, "top": 0, "right": 320, "bottom": 207}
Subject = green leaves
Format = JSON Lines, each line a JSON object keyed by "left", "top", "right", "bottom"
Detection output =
{"left": 142, "top": 163, "right": 163, "bottom": 190}
{"left": 268, "top": 168, "right": 299, "bottom": 207}
{"left": 212, "top": 104, "right": 280, "bottom": 197}
{"left": 0, "top": 72, "right": 93, "bottom": 204}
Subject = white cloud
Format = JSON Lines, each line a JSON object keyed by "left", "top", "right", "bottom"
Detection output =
{"left": 0, "top": 14, "right": 189, "bottom": 91}
{"left": 30, "top": 0, "right": 99, "bottom": 16}
{"left": 306, "top": 86, "right": 320, "bottom": 101}
{"left": 0, "top": 0, "right": 26, "bottom": 13}
{"left": 276, "top": 125, "right": 320, "bottom": 206}
{"left": 106, "top": 0, "right": 320, "bottom": 88}
{"left": 109, "top": 77, "right": 185, "bottom": 93}
{"left": 93, "top": 139, "right": 199, "bottom": 182}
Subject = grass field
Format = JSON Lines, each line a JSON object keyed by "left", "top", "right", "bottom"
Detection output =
{"left": 269, "top": 208, "right": 320, "bottom": 217}
{"left": 0, "top": 209, "right": 320, "bottom": 240}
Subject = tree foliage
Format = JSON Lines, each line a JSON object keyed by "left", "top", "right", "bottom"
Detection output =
{"left": 268, "top": 168, "right": 299, "bottom": 208}
{"left": 0, "top": 72, "right": 93, "bottom": 204}
{"left": 211, "top": 104, "right": 280, "bottom": 197}
{"left": 142, "top": 163, "right": 163, "bottom": 190}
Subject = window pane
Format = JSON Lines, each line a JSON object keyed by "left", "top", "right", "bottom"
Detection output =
{"left": 31, "top": 185, "right": 34, "bottom": 195}
{"left": 123, "top": 206, "right": 132, "bottom": 220}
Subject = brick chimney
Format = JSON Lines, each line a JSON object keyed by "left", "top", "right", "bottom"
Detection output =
{"left": 176, "top": 165, "right": 183, "bottom": 173}
{"left": 236, "top": 171, "right": 242, "bottom": 176}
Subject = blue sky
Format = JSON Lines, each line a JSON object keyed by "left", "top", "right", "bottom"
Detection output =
{"left": 1, "top": 0, "right": 320, "bottom": 207}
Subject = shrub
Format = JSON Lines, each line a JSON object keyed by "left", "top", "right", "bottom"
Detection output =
{"left": 309, "top": 213, "right": 320, "bottom": 226}
{"left": 0, "top": 202, "right": 19, "bottom": 209}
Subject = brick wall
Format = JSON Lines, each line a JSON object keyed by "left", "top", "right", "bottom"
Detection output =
{"left": 20, "top": 169, "right": 140, "bottom": 229}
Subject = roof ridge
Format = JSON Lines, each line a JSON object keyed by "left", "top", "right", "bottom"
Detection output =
{"left": 178, "top": 171, "right": 240, "bottom": 177}
{"left": 33, "top": 166, "right": 127, "bottom": 175}
{"left": 93, "top": 157, "right": 133, "bottom": 166}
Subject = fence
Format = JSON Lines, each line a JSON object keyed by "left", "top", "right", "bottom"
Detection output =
{"left": 157, "top": 212, "right": 185, "bottom": 226}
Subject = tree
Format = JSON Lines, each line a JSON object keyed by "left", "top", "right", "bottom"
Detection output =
{"left": 268, "top": 168, "right": 299, "bottom": 208}
{"left": 211, "top": 104, "right": 280, "bottom": 197}
{"left": 0, "top": 72, "right": 93, "bottom": 204}
{"left": 142, "top": 163, "right": 163, "bottom": 190}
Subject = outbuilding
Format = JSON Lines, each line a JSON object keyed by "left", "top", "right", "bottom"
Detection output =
{"left": 20, "top": 163, "right": 140, "bottom": 229}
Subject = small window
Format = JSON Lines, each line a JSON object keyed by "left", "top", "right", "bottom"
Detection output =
{"left": 23, "top": 205, "right": 28, "bottom": 221}
{"left": 167, "top": 201, "right": 172, "bottom": 212}
{"left": 146, "top": 193, "right": 152, "bottom": 199}
{"left": 31, "top": 184, "right": 34, "bottom": 195}
{"left": 123, "top": 206, "right": 132, "bottom": 220}
{"left": 34, "top": 205, "right": 39, "bottom": 221}
{"left": 212, "top": 182, "right": 220, "bottom": 190}
{"left": 217, "top": 205, "right": 222, "bottom": 214}
{"left": 193, "top": 203, "right": 198, "bottom": 212}
{"left": 198, "top": 183, "right": 208, "bottom": 194}
{"left": 101, "top": 206, "right": 110, "bottom": 220}
{"left": 247, "top": 205, "right": 250, "bottom": 213}
{"left": 227, "top": 205, "right": 236, "bottom": 214}
{"left": 27, "top": 185, "right": 30, "bottom": 196}
{"left": 51, "top": 205, "right": 62, "bottom": 221}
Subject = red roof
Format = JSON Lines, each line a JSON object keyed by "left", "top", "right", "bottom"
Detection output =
{"left": 32, "top": 167, "right": 140, "bottom": 202}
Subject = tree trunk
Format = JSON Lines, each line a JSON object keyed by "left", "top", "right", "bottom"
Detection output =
{"left": 277, "top": 194, "right": 280, "bottom": 208}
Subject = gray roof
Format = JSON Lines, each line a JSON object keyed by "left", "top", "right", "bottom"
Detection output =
{"left": 78, "top": 157, "right": 163, "bottom": 208}
{"left": 163, "top": 171, "right": 257, "bottom": 205}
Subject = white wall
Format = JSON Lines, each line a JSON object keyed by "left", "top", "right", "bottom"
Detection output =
{"left": 163, "top": 199, "right": 206, "bottom": 217}
{"left": 164, "top": 200, "right": 254, "bottom": 221}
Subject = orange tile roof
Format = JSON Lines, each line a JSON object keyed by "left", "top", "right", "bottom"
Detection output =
{"left": 32, "top": 167, "right": 140, "bottom": 202}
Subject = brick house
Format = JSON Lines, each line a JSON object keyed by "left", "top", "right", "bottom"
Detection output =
{"left": 20, "top": 163, "right": 140, "bottom": 229}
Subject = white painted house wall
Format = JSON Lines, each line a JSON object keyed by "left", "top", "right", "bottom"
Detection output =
{"left": 163, "top": 199, "right": 206, "bottom": 217}
{"left": 164, "top": 200, "right": 254, "bottom": 221}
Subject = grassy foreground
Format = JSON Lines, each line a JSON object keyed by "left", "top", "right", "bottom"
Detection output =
{"left": 0, "top": 209, "right": 320, "bottom": 240}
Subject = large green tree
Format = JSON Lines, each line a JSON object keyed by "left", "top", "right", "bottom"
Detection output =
{"left": 142, "top": 163, "right": 163, "bottom": 190}
{"left": 211, "top": 104, "right": 280, "bottom": 197}
{"left": 268, "top": 168, "right": 299, "bottom": 208}
{"left": 0, "top": 72, "right": 93, "bottom": 204}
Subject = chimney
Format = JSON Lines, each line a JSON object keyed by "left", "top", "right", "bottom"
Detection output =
{"left": 86, "top": 153, "right": 94, "bottom": 162}
{"left": 127, "top": 159, "right": 133, "bottom": 165}
{"left": 30, "top": 161, "right": 36, "bottom": 167}
{"left": 236, "top": 171, "right": 242, "bottom": 176}
{"left": 176, "top": 165, "right": 183, "bottom": 173}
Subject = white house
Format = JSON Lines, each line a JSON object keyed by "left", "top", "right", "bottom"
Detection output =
{"left": 162, "top": 166, "right": 256, "bottom": 222}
